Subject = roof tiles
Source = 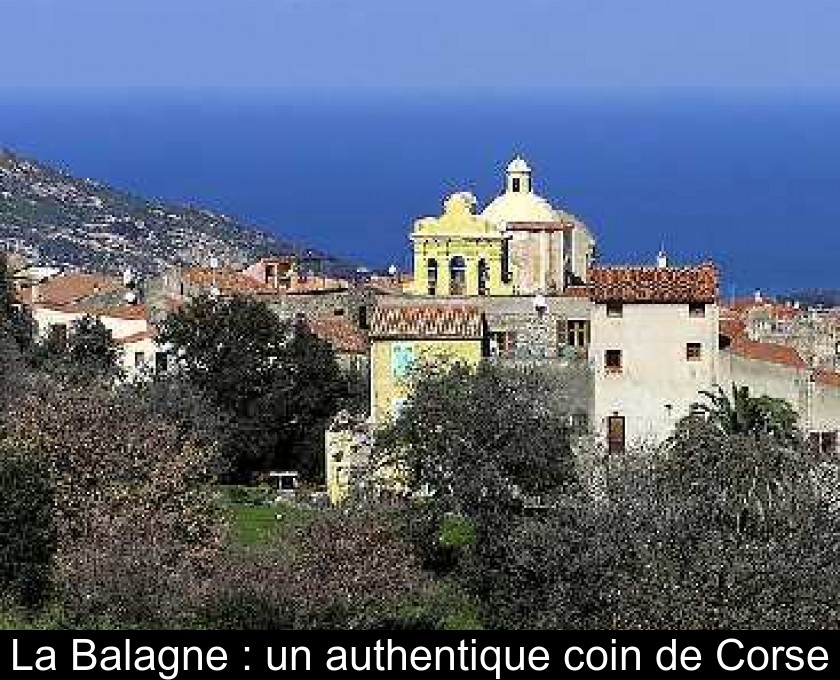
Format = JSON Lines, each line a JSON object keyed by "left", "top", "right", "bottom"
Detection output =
{"left": 370, "top": 305, "right": 483, "bottom": 339}
{"left": 590, "top": 263, "right": 718, "bottom": 304}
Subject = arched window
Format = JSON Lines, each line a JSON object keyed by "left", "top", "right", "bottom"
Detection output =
{"left": 477, "top": 258, "right": 489, "bottom": 296}
{"left": 426, "top": 258, "right": 438, "bottom": 296}
{"left": 449, "top": 256, "right": 466, "bottom": 296}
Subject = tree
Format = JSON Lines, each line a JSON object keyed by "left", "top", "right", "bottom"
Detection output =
{"left": 0, "top": 253, "right": 33, "bottom": 352}
{"left": 695, "top": 383, "right": 800, "bottom": 445}
{"left": 31, "top": 315, "right": 122, "bottom": 383}
{"left": 376, "top": 361, "right": 580, "bottom": 517}
{"left": 0, "top": 446, "right": 55, "bottom": 608}
{"left": 5, "top": 380, "right": 226, "bottom": 626}
{"left": 159, "top": 295, "right": 347, "bottom": 477}
{"left": 375, "top": 361, "right": 586, "bottom": 628}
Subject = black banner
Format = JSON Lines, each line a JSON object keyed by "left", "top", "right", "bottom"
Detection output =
{"left": 2, "top": 631, "right": 836, "bottom": 676}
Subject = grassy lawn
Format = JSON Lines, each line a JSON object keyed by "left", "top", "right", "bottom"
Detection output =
{"left": 221, "top": 485, "right": 317, "bottom": 545}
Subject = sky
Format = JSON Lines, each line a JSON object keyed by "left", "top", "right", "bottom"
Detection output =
{"left": 4, "top": 0, "right": 840, "bottom": 92}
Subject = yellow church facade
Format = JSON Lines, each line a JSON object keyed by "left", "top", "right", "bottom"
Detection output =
{"left": 410, "top": 192, "right": 514, "bottom": 298}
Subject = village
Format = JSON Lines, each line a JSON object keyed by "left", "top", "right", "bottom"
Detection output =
{"left": 6, "top": 156, "right": 840, "bottom": 502}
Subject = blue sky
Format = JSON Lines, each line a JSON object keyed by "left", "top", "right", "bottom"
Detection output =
{"left": 5, "top": 0, "right": 840, "bottom": 91}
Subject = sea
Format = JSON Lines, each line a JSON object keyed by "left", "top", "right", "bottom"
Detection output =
{"left": 2, "top": 87, "right": 839, "bottom": 296}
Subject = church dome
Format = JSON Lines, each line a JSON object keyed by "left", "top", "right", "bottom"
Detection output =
{"left": 506, "top": 156, "right": 531, "bottom": 174}
{"left": 481, "top": 190, "right": 559, "bottom": 225}
{"left": 481, "top": 155, "right": 560, "bottom": 225}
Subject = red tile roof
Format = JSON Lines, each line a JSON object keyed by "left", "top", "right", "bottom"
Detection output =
{"left": 589, "top": 263, "right": 718, "bottom": 304}
{"left": 729, "top": 335, "right": 807, "bottom": 369}
{"left": 306, "top": 316, "right": 369, "bottom": 355}
{"left": 563, "top": 285, "right": 592, "bottom": 298}
{"left": 33, "top": 273, "right": 122, "bottom": 307}
{"left": 78, "top": 303, "right": 148, "bottom": 320}
{"left": 724, "top": 299, "right": 800, "bottom": 320}
{"left": 719, "top": 318, "right": 747, "bottom": 340}
{"left": 181, "top": 267, "right": 275, "bottom": 294}
{"left": 370, "top": 305, "right": 484, "bottom": 339}
{"left": 814, "top": 370, "right": 840, "bottom": 388}
{"left": 115, "top": 329, "right": 156, "bottom": 345}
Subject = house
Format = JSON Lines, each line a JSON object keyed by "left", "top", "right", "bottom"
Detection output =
{"left": 368, "top": 304, "right": 484, "bottom": 423}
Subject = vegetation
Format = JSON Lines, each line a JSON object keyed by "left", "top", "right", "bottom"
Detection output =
{"left": 31, "top": 315, "right": 122, "bottom": 383}
{"left": 3, "top": 254, "right": 840, "bottom": 630}
{"left": 159, "top": 294, "right": 349, "bottom": 478}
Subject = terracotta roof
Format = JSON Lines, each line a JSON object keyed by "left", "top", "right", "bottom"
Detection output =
{"left": 724, "top": 299, "right": 801, "bottom": 321}
{"left": 589, "top": 263, "right": 718, "bottom": 304}
{"left": 563, "top": 285, "right": 592, "bottom": 299}
{"left": 286, "top": 277, "right": 350, "bottom": 294}
{"left": 181, "top": 267, "right": 275, "bottom": 294}
{"left": 306, "top": 316, "right": 369, "bottom": 355}
{"left": 116, "top": 329, "right": 156, "bottom": 345}
{"left": 370, "top": 305, "right": 484, "bottom": 339}
{"left": 719, "top": 318, "right": 747, "bottom": 340}
{"left": 814, "top": 370, "right": 840, "bottom": 388}
{"left": 34, "top": 301, "right": 148, "bottom": 321}
{"left": 506, "top": 221, "right": 574, "bottom": 233}
{"left": 77, "top": 303, "right": 148, "bottom": 320}
{"left": 33, "top": 273, "right": 122, "bottom": 307}
{"left": 729, "top": 336, "right": 807, "bottom": 369}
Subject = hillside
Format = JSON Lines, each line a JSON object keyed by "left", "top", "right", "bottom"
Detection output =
{"left": 0, "top": 149, "right": 343, "bottom": 274}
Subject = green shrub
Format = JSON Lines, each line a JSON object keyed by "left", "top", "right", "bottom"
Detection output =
{"left": 0, "top": 447, "right": 55, "bottom": 608}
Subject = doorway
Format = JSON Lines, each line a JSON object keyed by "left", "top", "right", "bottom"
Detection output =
{"left": 607, "top": 415, "right": 625, "bottom": 454}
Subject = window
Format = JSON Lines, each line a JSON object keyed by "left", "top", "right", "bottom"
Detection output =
{"left": 49, "top": 323, "right": 68, "bottom": 348}
{"left": 689, "top": 302, "right": 706, "bottom": 317}
{"left": 426, "top": 258, "right": 438, "bottom": 296}
{"left": 134, "top": 351, "right": 146, "bottom": 368}
{"left": 489, "top": 331, "right": 516, "bottom": 358}
{"left": 392, "top": 397, "right": 408, "bottom": 418}
{"left": 511, "top": 177, "right": 521, "bottom": 193}
{"left": 606, "top": 301, "right": 623, "bottom": 318}
{"left": 566, "top": 320, "right": 589, "bottom": 348}
{"left": 477, "top": 259, "right": 489, "bottom": 296}
{"left": 391, "top": 343, "right": 415, "bottom": 379}
{"left": 358, "top": 305, "right": 369, "bottom": 330}
{"left": 809, "top": 431, "right": 838, "bottom": 455}
{"left": 686, "top": 342, "right": 702, "bottom": 361}
{"left": 155, "top": 351, "right": 170, "bottom": 374}
{"left": 333, "top": 308, "right": 345, "bottom": 316}
{"left": 265, "top": 264, "right": 276, "bottom": 285}
{"left": 501, "top": 241, "right": 511, "bottom": 283}
{"left": 449, "top": 256, "right": 466, "bottom": 295}
{"left": 605, "top": 349, "right": 623, "bottom": 373}
{"left": 570, "top": 412, "right": 589, "bottom": 433}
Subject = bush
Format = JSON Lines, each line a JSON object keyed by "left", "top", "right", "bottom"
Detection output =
{"left": 0, "top": 447, "right": 55, "bottom": 608}
{"left": 6, "top": 380, "right": 226, "bottom": 627}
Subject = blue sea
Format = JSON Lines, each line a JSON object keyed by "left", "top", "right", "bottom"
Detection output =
{"left": 2, "top": 88, "right": 839, "bottom": 295}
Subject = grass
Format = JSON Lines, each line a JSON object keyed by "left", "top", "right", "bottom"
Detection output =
{"left": 221, "top": 485, "right": 318, "bottom": 546}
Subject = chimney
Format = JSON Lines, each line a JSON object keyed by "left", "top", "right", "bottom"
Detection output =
{"left": 656, "top": 250, "right": 668, "bottom": 269}
{"left": 754, "top": 289, "right": 763, "bottom": 303}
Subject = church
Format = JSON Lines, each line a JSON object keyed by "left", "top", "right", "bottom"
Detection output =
{"left": 328, "top": 156, "right": 840, "bottom": 503}
{"left": 370, "top": 156, "right": 718, "bottom": 448}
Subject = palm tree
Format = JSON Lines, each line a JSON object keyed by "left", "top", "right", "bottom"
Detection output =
{"left": 668, "top": 384, "right": 806, "bottom": 535}
{"left": 694, "top": 384, "right": 800, "bottom": 445}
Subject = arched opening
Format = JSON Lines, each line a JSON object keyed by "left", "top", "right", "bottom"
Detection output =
{"left": 426, "top": 258, "right": 438, "bottom": 296}
{"left": 477, "top": 258, "right": 489, "bottom": 296}
{"left": 449, "top": 256, "right": 466, "bottom": 296}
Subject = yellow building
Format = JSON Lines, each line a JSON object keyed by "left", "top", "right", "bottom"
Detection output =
{"left": 410, "top": 192, "right": 514, "bottom": 297}
{"left": 368, "top": 304, "right": 485, "bottom": 423}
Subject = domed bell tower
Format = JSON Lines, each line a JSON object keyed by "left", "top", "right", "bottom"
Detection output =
{"left": 506, "top": 156, "right": 532, "bottom": 194}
